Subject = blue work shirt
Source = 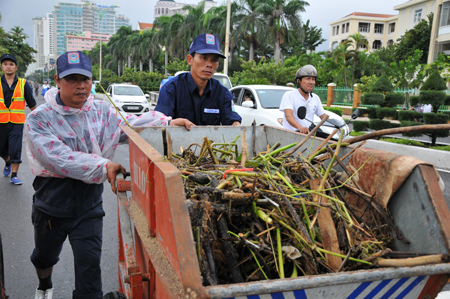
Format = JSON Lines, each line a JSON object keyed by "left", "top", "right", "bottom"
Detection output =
{"left": 155, "top": 72, "right": 241, "bottom": 125}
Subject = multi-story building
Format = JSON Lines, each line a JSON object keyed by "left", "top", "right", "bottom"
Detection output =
{"left": 137, "top": 22, "right": 153, "bottom": 31}
{"left": 329, "top": 13, "right": 398, "bottom": 51}
{"left": 50, "top": 0, "right": 130, "bottom": 55}
{"left": 329, "top": 0, "right": 435, "bottom": 52}
{"left": 32, "top": 17, "right": 46, "bottom": 68}
{"left": 65, "top": 31, "right": 112, "bottom": 52}
{"left": 43, "top": 13, "right": 56, "bottom": 68}
{"left": 429, "top": 0, "right": 450, "bottom": 62}
{"left": 154, "top": 0, "right": 217, "bottom": 20}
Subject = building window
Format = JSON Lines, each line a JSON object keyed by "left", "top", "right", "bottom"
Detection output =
{"left": 332, "top": 26, "right": 336, "bottom": 36}
{"left": 346, "top": 22, "right": 349, "bottom": 33}
{"left": 441, "top": 2, "right": 450, "bottom": 27}
{"left": 387, "top": 39, "right": 394, "bottom": 46}
{"left": 388, "top": 22, "right": 395, "bottom": 33}
{"left": 374, "top": 24, "right": 384, "bottom": 34}
{"left": 166, "top": 8, "right": 168, "bottom": 14}
{"left": 373, "top": 40, "right": 382, "bottom": 50}
{"left": 414, "top": 9, "right": 422, "bottom": 23}
{"left": 331, "top": 41, "right": 338, "bottom": 49}
{"left": 359, "top": 43, "right": 367, "bottom": 49}
{"left": 342, "top": 23, "right": 345, "bottom": 34}
{"left": 359, "top": 22, "right": 370, "bottom": 33}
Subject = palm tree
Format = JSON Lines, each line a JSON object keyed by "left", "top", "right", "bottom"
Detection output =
{"left": 109, "top": 26, "right": 132, "bottom": 76}
{"left": 256, "top": 0, "right": 309, "bottom": 64}
{"left": 346, "top": 32, "right": 369, "bottom": 84}
{"left": 332, "top": 42, "right": 351, "bottom": 88}
{"left": 232, "top": 0, "right": 265, "bottom": 61}
{"left": 139, "top": 29, "right": 159, "bottom": 73}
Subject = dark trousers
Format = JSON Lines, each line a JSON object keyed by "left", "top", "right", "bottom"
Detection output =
{"left": 30, "top": 205, "right": 104, "bottom": 299}
{"left": 0, "top": 123, "right": 23, "bottom": 164}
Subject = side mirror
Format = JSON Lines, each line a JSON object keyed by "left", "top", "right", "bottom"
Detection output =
{"left": 145, "top": 94, "right": 150, "bottom": 99}
{"left": 242, "top": 101, "right": 255, "bottom": 108}
{"left": 351, "top": 109, "right": 360, "bottom": 119}
{"left": 297, "top": 106, "right": 307, "bottom": 119}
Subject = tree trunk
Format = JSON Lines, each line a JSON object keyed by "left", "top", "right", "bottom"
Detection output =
{"left": 134, "top": 60, "right": 137, "bottom": 72}
{"left": 249, "top": 42, "right": 254, "bottom": 61}
{"left": 149, "top": 59, "right": 153, "bottom": 73}
{"left": 128, "top": 55, "right": 131, "bottom": 68}
{"left": 165, "top": 50, "right": 169, "bottom": 76}
{"left": 274, "top": 40, "right": 281, "bottom": 64}
{"left": 140, "top": 59, "right": 143, "bottom": 72}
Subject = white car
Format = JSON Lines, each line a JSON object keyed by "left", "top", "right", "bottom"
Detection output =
{"left": 104, "top": 84, "right": 150, "bottom": 115}
{"left": 230, "top": 85, "right": 350, "bottom": 140}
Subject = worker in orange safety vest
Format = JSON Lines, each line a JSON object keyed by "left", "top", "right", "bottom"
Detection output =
{"left": 0, "top": 54, "right": 37, "bottom": 185}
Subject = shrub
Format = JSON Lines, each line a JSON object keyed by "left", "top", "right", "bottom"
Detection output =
{"left": 366, "top": 107, "right": 379, "bottom": 119}
{"left": 384, "top": 93, "right": 405, "bottom": 107}
{"left": 353, "top": 121, "right": 369, "bottom": 132}
{"left": 324, "top": 106, "right": 343, "bottom": 116}
{"left": 398, "top": 110, "right": 422, "bottom": 122}
{"left": 240, "top": 77, "right": 271, "bottom": 85}
{"left": 409, "top": 95, "right": 420, "bottom": 107}
{"left": 372, "top": 73, "right": 394, "bottom": 93}
{"left": 419, "top": 90, "right": 446, "bottom": 112}
{"left": 421, "top": 69, "right": 447, "bottom": 91}
{"left": 369, "top": 119, "right": 393, "bottom": 130}
{"left": 361, "top": 93, "right": 384, "bottom": 106}
{"left": 400, "top": 121, "right": 423, "bottom": 137}
{"left": 376, "top": 108, "right": 398, "bottom": 120}
{"left": 423, "top": 113, "right": 450, "bottom": 137}
{"left": 445, "top": 95, "right": 450, "bottom": 106}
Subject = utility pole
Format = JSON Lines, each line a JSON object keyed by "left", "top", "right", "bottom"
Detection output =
{"left": 224, "top": 0, "right": 231, "bottom": 75}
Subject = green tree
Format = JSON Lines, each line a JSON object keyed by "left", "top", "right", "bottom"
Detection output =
{"left": 301, "top": 19, "right": 326, "bottom": 52}
{"left": 346, "top": 32, "right": 369, "bottom": 85}
{"left": 256, "top": 0, "right": 309, "bottom": 64}
{"left": 0, "top": 26, "right": 37, "bottom": 76}
{"left": 394, "top": 13, "right": 433, "bottom": 64}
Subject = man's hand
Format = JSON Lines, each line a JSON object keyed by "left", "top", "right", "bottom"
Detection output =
{"left": 232, "top": 121, "right": 241, "bottom": 126}
{"left": 170, "top": 118, "right": 196, "bottom": 131}
{"left": 106, "top": 162, "right": 126, "bottom": 193}
{"left": 297, "top": 125, "right": 309, "bottom": 134}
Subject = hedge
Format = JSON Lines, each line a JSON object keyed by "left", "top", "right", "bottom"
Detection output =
{"left": 352, "top": 107, "right": 368, "bottom": 117}
{"left": 419, "top": 90, "right": 446, "bottom": 111}
{"left": 384, "top": 93, "right": 405, "bottom": 107}
{"left": 366, "top": 107, "right": 379, "bottom": 119}
{"left": 423, "top": 113, "right": 450, "bottom": 138}
{"left": 376, "top": 108, "right": 398, "bottom": 120}
{"left": 361, "top": 93, "right": 384, "bottom": 106}
{"left": 324, "top": 106, "right": 343, "bottom": 117}
{"left": 353, "top": 121, "right": 369, "bottom": 132}
{"left": 409, "top": 95, "right": 420, "bottom": 107}
{"left": 400, "top": 121, "right": 424, "bottom": 137}
{"left": 398, "top": 110, "right": 422, "bottom": 122}
{"left": 369, "top": 119, "right": 394, "bottom": 130}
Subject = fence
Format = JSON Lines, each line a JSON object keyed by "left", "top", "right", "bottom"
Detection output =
{"left": 317, "top": 85, "right": 450, "bottom": 111}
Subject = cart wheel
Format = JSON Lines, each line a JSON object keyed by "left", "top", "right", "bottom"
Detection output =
{"left": 0, "top": 233, "right": 6, "bottom": 299}
{"left": 103, "top": 291, "right": 126, "bottom": 299}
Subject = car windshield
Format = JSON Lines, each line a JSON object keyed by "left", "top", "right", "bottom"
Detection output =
{"left": 256, "top": 89, "right": 291, "bottom": 108}
{"left": 114, "top": 86, "right": 144, "bottom": 96}
{"left": 213, "top": 75, "right": 232, "bottom": 89}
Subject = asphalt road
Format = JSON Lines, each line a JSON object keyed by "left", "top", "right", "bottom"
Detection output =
{"left": 1, "top": 96, "right": 450, "bottom": 298}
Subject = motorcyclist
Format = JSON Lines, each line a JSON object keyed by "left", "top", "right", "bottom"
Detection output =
{"left": 279, "top": 64, "right": 326, "bottom": 134}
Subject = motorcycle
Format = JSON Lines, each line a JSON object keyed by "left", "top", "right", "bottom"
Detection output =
{"left": 296, "top": 106, "right": 360, "bottom": 141}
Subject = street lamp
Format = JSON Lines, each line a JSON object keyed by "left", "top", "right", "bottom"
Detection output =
{"left": 86, "top": 3, "right": 119, "bottom": 82}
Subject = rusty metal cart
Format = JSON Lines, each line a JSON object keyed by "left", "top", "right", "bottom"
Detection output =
{"left": 115, "top": 126, "right": 450, "bottom": 299}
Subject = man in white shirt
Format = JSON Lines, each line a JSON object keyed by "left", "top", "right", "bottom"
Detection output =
{"left": 279, "top": 65, "right": 326, "bottom": 133}
{"left": 422, "top": 104, "right": 432, "bottom": 113}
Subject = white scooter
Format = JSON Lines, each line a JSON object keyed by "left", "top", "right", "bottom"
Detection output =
{"left": 296, "top": 106, "right": 360, "bottom": 141}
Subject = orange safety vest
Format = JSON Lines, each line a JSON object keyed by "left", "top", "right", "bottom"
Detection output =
{"left": 0, "top": 78, "right": 26, "bottom": 124}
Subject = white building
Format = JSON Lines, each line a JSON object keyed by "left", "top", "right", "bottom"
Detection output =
{"left": 154, "top": 0, "right": 217, "bottom": 20}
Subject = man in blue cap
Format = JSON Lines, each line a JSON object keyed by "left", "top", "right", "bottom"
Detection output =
{"left": 0, "top": 53, "right": 37, "bottom": 185}
{"left": 155, "top": 33, "right": 242, "bottom": 126}
{"left": 26, "top": 51, "right": 193, "bottom": 299}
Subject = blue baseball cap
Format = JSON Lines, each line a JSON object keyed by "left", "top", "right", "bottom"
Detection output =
{"left": 57, "top": 51, "right": 92, "bottom": 78}
{"left": 0, "top": 54, "right": 17, "bottom": 65}
{"left": 189, "top": 33, "right": 226, "bottom": 58}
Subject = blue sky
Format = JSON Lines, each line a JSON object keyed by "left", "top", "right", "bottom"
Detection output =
{"left": 1, "top": 0, "right": 404, "bottom": 52}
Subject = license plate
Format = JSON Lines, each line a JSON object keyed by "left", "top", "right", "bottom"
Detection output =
{"left": 127, "top": 106, "right": 140, "bottom": 110}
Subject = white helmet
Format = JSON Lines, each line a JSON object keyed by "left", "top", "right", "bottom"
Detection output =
{"left": 295, "top": 65, "right": 318, "bottom": 80}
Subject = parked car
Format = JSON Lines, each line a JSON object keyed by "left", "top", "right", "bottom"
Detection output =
{"left": 230, "top": 85, "right": 350, "bottom": 140}
{"left": 104, "top": 83, "right": 151, "bottom": 115}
